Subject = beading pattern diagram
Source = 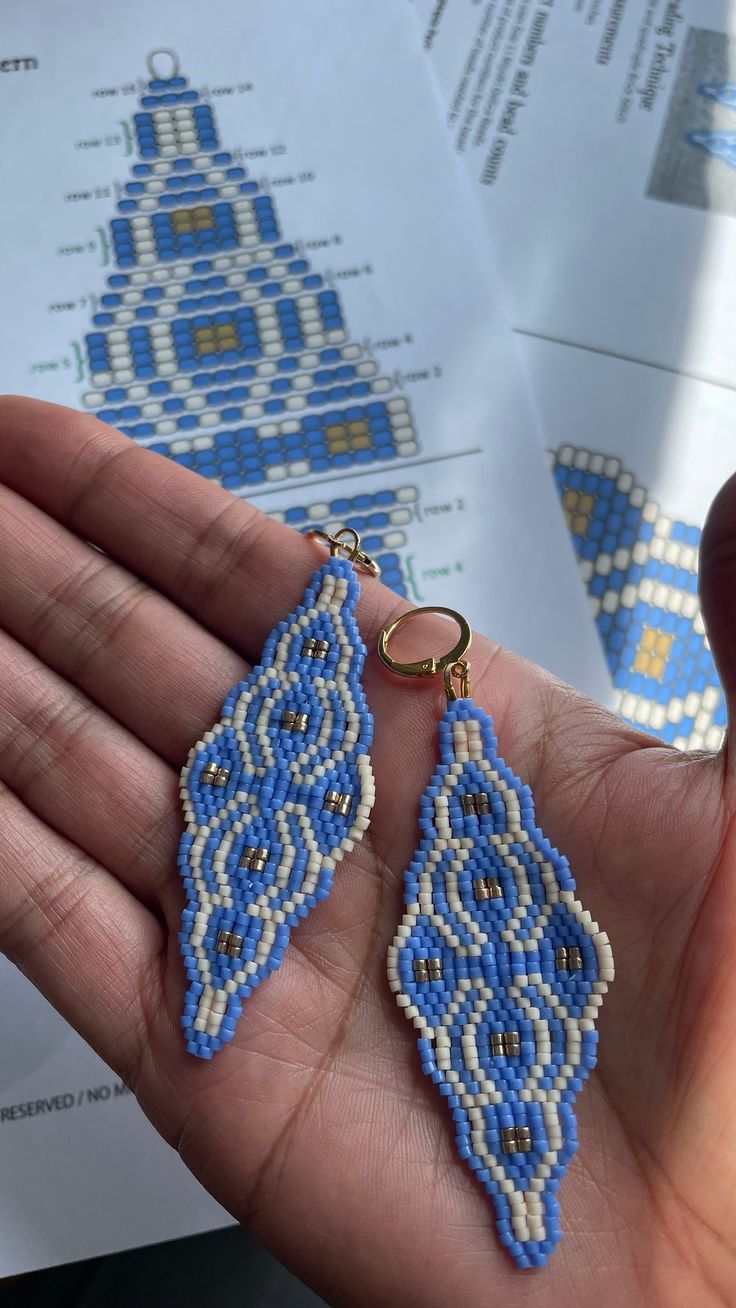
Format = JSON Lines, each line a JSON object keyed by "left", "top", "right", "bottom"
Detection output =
{"left": 552, "top": 445, "right": 726, "bottom": 750}
{"left": 179, "top": 554, "right": 374, "bottom": 1058}
{"left": 388, "top": 700, "right": 613, "bottom": 1268}
{"left": 269, "top": 483, "right": 419, "bottom": 598}
{"left": 687, "top": 81, "right": 736, "bottom": 166}
{"left": 80, "top": 63, "right": 418, "bottom": 488}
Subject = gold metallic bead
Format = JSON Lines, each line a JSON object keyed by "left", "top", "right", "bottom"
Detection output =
{"left": 216, "top": 929, "right": 244, "bottom": 958}
{"left": 501, "top": 1126, "right": 518, "bottom": 1154}
{"left": 473, "top": 876, "right": 502, "bottom": 901}
{"left": 556, "top": 946, "right": 584, "bottom": 971}
{"left": 491, "top": 1031, "right": 520, "bottom": 1057}
{"left": 240, "top": 846, "right": 269, "bottom": 872}
{"left": 283, "top": 710, "right": 309, "bottom": 732}
{"left": 303, "top": 638, "right": 329, "bottom": 659}
{"left": 516, "top": 1127, "right": 532, "bottom": 1153}
{"left": 502, "top": 1125, "right": 531, "bottom": 1154}
{"left": 414, "top": 958, "right": 443, "bottom": 983}
{"left": 202, "top": 762, "right": 230, "bottom": 787}
{"left": 461, "top": 792, "right": 491, "bottom": 816}
{"left": 324, "top": 790, "right": 351, "bottom": 817}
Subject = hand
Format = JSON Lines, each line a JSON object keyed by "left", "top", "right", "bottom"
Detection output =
{"left": 0, "top": 395, "right": 735, "bottom": 1308}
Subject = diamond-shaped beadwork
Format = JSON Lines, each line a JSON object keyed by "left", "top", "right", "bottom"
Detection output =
{"left": 387, "top": 700, "right": 613, "bottom": 1269}
{"left": 179, "top": 554, "right": 375, "bottom": 1060}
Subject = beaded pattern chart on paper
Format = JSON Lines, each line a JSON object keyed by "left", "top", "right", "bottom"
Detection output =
{"left": 552, "top": 445, "right": 726, "bottom": 750}
{"left": 80, "top": 67, "right": 418, "bottom": 489}
{"left": 388, "top": 700, "right": 613, "bottom": 1268}
{"left": 268, "top": 484, "right": 419, "bottom": 598}
{"left": 179, "top": 555, "right": 374, "bottom": 1058}
{"left": 687, "top": 81, "right": 736, "bottom": 165}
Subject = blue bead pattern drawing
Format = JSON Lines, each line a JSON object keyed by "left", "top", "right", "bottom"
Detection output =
{"left": 686, "top": 128, "right": 736, "bottom": 169}
{"left": 179, "top": 552, "right": 374, "bottom": 1058}
{"left": 268, "top": 482, "right": 419, "bottom": 598}
{"left": 388, "top": 699, "right": 613, "bottom": 1268}
{"left": 81, "top": 57, "right": 419, "bottom": 490}
{"left": 697, "top": 81, "right": 736, "bottom": 109}
{"left": 683, "top": 84, "right": 736, "bottom": 169}
{"left": 552, "top": 445, "right": 726, "bottom": 751}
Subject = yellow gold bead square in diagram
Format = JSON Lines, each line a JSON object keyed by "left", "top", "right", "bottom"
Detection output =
{"left": 194, "top": 322, "right": 241, "bottom": 356}
{"left": 563, "top": 488, "right": 596, "bottom": 538}
{"left": 634, "top": 626, "right": 674, "bottom": 680}
{"left": 172, "top": 205, "right": 215, "bottom": 234}
{"left": 325, "top": 418, "right": 372, "bottom": 454}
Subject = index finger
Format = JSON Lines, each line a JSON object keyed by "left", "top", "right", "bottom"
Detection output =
{"left": 0, "top": 396, "right": 400, "bottom": 663}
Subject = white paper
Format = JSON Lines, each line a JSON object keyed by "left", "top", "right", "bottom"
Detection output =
{"left": 418, "top": 0, "right": 736, "bottom": 747}
{"left": 0, "top": 0, "right": 609, "bottom": 1276}
{"left": 0, "top": 959, "right": 228, "bottom": 1273}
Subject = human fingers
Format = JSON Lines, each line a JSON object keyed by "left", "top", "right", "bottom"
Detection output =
{"left": 0, "top": 776, "right": 164, "bottom": 1082}
{"left": 0, "top": 396, "right": 394, "bottom": 662}
{"left": 0, "top": 626, "right": 183, "bottom": 917}
{"left": 0, "top": 479, "right": 246, "bottom": 766}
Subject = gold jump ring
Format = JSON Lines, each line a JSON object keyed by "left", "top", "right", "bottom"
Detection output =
{"left": 377, "top": 606, "right": 472, "bottom": 700}
{"left": 306, "top": 527, "right": 381, "bottom": 577}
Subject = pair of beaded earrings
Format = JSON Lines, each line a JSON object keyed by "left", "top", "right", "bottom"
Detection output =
{"left": 176, "top": 527, "right": 613, "bottom": 1269}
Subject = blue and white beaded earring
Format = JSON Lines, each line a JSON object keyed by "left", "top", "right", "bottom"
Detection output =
{"left": 379, "top": 607, "right": 614, "bottom": 1269}
{"left": 178, "top": 527, "right": 378, "bottom": 1059}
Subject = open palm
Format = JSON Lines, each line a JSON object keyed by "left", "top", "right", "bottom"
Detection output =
{"left": 1, "top": 395, "right": 735, "bottom": 1307}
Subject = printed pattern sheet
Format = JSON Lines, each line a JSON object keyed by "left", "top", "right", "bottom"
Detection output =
{"left": 416, "top": 0, "right": 736, "bottom": 748}
{"left": 0, "top": 0, "right": 610, "bottom": 1276}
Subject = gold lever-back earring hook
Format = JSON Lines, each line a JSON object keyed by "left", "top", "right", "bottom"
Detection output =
{"left": 377, "top": 606, "right": 472, "bottom": 701}
{"left": 306, "top": 526, "right": 381, "bottom": 577}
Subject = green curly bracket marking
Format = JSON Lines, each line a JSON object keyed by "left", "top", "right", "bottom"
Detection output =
{"left": 119, "top": 118, "right": 133, "bottom": 157}
{"left": 70, "top": 340, "right": 84, "bottom": 384}
{"left": 405, "top": 553, "right": 423, "bottom": 602}
{"left": 95, "top": 226, "right": 110, "bottom": 267}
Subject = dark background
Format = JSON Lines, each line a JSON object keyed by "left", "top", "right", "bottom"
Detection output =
{"left": 0, "top": 1227, "right": 326, "bottom": 1308}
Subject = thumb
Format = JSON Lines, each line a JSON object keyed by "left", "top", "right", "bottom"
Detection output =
{"left": 699, "top": 471, "right": 736, "bottom": 738}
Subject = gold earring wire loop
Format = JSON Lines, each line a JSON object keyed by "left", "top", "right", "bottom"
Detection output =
{"left": 444, "top": 659, "right": 472, "bottom": 702}
{"left": 306, "top": 526, "right": 381, "bottom": 577}
{"left": 377, "top": 606, "right": 472, "bottom": 701}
